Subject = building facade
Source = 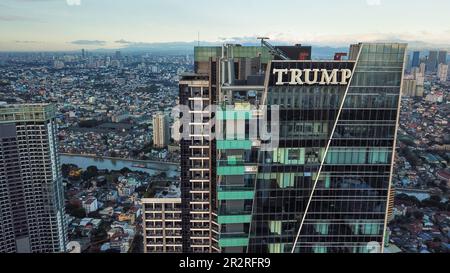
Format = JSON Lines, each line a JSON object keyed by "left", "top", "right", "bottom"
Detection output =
{"left": 179, "top": 44, "right": 312, "bottom": 253}
{"left": 153, "top": 112, "right": 170, "bottom": 148}
{"left": 142, "top": 197, "right": 182, "bottom": 253}
{"left": 247, "top": 43, "right": 406, "bottom": 253}
{"left": 0, "top": 104, "right": 67, "bottom": 253}
{"left": 426, "top": 51, "right": 438, "bottom": 73}
{"left": 437, "top": 50, "right": 448, "bottom": 66}
{"left": 438, "top": 63, "right": 448, "bottom": 82}
{"left": 411, "top": 51, "right": 420, "bottom": 68}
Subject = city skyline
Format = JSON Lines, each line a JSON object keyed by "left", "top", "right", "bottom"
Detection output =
{"left": 1, "top": 0, "right": 450, "bottom": 51}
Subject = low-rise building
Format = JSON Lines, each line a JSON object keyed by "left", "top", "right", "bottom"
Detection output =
{"left": 82, "top": 197, "right": 98, "bottom": 214}
{"left": 141, "top": 181, "right": 182, "bottom": 253}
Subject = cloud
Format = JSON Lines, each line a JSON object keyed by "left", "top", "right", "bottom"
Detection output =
{"left": 366, "top": 0, "right": 381, "bottom": 6}
{"left": 0, "top": 15, "right": 44, "bottom": 22}
{"left": 15, "top": 40, "right": 39, "bottom": 44}
{"left": 66, "top": 0, "right": 81, "bottom": 6}
{"left": 114, "top": 39, "right": 161, "bottom": 47}
{"left": 71, "top": 40, "right": 106, "bottom": 46}
{"left": 14, "top": 0, "right": 81, "bottom": 6}
{"left": 114, "top": 39, "right": 133, "bottom": 44}
{"left": 218, "top": 30, "right": 450, "bottom": 49}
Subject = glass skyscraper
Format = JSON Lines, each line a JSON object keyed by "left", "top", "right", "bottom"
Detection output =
{"left": 411, "top": 51, "right": 420, "bottom": 68}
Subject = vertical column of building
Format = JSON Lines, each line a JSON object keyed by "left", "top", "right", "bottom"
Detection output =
{"left": 216, "top": 101, "right": 259, "bottom": 253}
{"left": 179, "top": 73, "right": 216, "bottom": 253}
{"left": 0, "top": 123, "right": 19, "bottom": 253}
{"left": 215, "top": 58, "right": 263, "bottom": 252}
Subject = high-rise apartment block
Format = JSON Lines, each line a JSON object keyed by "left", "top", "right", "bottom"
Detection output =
{"left": 411, "top": 51, "right": 420, "bottom": 68}
{"left": 438, "top": 51, "right": 448, "bottom": 66}
{"left": 0, "top": 104, "right": 67, "bottom": 253}
{"left": 438, "top": 63, "right": 448, "bottom": 82}
{"left": 403, "top": 78, "right": 418, "bottom": 97}
{"left": 426, "top": 51, "right": 438, "bottom": 73}
{"left": 142, "top": 181, "right": 182, "bottom": 253}
{"left": 176, "top": 42, "right": 406, "bottom": 253}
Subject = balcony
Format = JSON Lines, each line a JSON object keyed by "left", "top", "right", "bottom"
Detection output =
{"left": 216, "top": 110, "right": 252, "bottom": 121}
{"left": 217, "top": 190, "right": 254, "bottom": 201}
{"left": 217, "top": 140, "right": 252, "bottom": 150}
{"left": 217, "top": 165, "right": 245, "bottom": 176}
{"left": 217, "top": 214, "right": 252, "bottom": 225}
{"left": 218, "top": 185, "right": 254, "bottom": 192}
{"left": 219, "top": 233, "right": 249, "bottom": 248}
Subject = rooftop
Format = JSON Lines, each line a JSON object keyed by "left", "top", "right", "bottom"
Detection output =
{"left": 0, "top": 103, "right": 56, "bottom": 122}
{"left": 143, "top": 180, "right": 180, "bottom": 199}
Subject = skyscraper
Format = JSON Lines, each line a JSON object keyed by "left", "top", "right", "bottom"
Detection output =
{"left": 0, "top": 104, "right": 68, "bottom": 253}
{"left": 115, "top": 50, "right": 122, "bottom": 60}
{"left": 438, "top": 50, "right": 448, "bottom": 65}
{"left": 411, "top": 51, "right": 420, "bottom": 68}
{"left": 426, "top": 51, "right": 438, "bottom": 73}
{"left": 142, "top": 181, "right": 182, "bottom": 253}
{"left": 438, "top": 63, "right": 448, "bottom": 82}
{"left": 153, "top": 112, "right": 170, "bottom": 148}
{"left": 178, "top": 44, "right": 311, "bottom": 253}
{"left": 406, "top": 54, "right": 411, "bottom": 71}
{"left": 178, "top": 42, "right": 406, "bottom": 253}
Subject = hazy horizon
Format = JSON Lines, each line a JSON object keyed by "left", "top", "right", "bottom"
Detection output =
{"left": 1, "top": 0, "right": 450, "bottom": 51}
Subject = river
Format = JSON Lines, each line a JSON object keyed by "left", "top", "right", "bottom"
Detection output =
{"left": 60, "top": 154, "right": 180, "bottom": 178}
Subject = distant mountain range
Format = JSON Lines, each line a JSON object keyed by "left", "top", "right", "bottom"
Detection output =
{"left": 91, "top": 39, "right": 449, "bottom": 58}
{"left": 91, "top": 41, "right": 351, "bottom": 59}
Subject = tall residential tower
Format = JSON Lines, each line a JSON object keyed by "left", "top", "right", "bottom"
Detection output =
{"left": 0, "top": 104, "right": 67, "bottom": 253}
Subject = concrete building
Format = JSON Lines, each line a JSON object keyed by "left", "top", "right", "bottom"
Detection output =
{"left": 82, "top": 197, "right": 98, "bottom": 214}
{"left": 438, "top": 50, "right": 448, "bottom": 65}
{"left": 152, "top": 112, "right": 170, "bottom": 148}
{"left": 0, "top": 104, "right": 68, "bottom": 253}
{"left": 438, "top": 63, "right": 448, "bottom": 82}
{"left": 142, "top": 181, "right": 182, "bottom": 253}
{"left": 426, "top": 51, "right": 438, "bottom": 73}
{"left": 419, "top": 62, "right": 426, "bottom": 75}
{"left": 411, "top": 51, "right": 420, "bottom": 68}
{"left": 403, "top": 78, "right": 418, "bottom": 97}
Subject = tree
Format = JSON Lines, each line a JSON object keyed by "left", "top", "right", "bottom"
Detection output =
{"left": 88, "top": 211, "right": 101, "bottom": 218}
{"left": 79, "top": 119, "right": 99, "bottom": 128}
{"left": 396, "top": 193, "right": 420, "bottom": 207}
{"left": 83, "top": 166, "right": 99, "bottom": 180}
{"left": 90, "top": 229, "right": 107, "bottom": 243}
{"left": 135, "top": 185, "right": 147, "bottom": 194}
{"left": 120, "top": 167, "right": 131, "bottom": 175}
{"left": 412, "top": 210, "right": 424, "bottom": 220}
{"left": 61, "top": 164, "right": 71, "bottom": 178}
{"left": 72, "top": 208, "right": 86, "bottom": 218}
{"left": 421, "top": 196, "right": 442, "bottom": 209}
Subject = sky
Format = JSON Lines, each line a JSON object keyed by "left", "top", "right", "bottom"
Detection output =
{"left": 0, "top": 0, "right": 449, "bottom": 51}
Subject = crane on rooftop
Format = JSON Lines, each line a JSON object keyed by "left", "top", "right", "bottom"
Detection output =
{"left": 257, "top": 37, "right": 291, "bottom": 61}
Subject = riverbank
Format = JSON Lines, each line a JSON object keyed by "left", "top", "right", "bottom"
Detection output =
{"left": 60, "top": 153, "right": 180, "bottom": 166}
{"left": 60, "top": 154, "right": 180, "bottom": 178}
